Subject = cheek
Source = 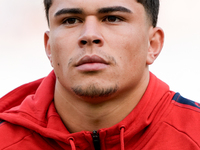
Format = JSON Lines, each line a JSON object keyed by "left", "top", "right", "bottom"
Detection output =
{"left": 51, "top": 41, "right": 64, "bottom": 68}
{"left": 50, "top": 33, "right": 76, "bottom": 68}
{"left": 109, "top": 33, "right": 148, "bottom": 79}
{"left": 112, "top": 37, "right": 146, "bottom": 64}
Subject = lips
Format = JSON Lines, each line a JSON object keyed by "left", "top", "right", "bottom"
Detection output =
{"left": 76, "top": 55, "right": 108, "bottom": 66}
{"left": 75, "top": 55, "right": 109, "bottom": 71}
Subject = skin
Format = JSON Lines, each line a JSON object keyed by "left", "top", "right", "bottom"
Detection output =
{"left": 44, "top": 0, "right": 164, "bottom": 133}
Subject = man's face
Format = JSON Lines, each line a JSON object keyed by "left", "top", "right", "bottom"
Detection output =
{"left": 45, "top": 0, "right": 154, "bottom": 101}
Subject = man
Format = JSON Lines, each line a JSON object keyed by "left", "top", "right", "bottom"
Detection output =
{"left": 0, "top": 0, "right": 200, "bottom": 149}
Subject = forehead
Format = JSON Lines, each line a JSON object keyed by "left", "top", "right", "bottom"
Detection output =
{"left": 49, "top": 0, "right": 144, "bottom": 16}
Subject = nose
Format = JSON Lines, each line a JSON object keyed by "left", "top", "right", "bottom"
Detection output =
{"left": 78, "top": 17, "right": 104, "bottom": 48}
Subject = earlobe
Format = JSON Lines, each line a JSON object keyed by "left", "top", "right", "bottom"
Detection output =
{"left": 146, "top": 27, "right": 164, "bottom": 65}
{"left": 44, "top": 31, "right": 53, "bottom": 67}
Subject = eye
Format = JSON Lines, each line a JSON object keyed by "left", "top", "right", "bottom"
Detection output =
{"left": 103, "top": 16, "right": 122, "bottom": 23}
{"left": 62, "top": 18, "right": 82, "bottom": 25}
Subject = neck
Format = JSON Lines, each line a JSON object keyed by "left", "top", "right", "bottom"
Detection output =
{"left": 54, "top": 74, "right": 149, "bottom": 133}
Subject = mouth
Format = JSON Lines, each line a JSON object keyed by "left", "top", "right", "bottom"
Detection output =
{"left": 75, "top": 55, "right": 109, "bottom": 72}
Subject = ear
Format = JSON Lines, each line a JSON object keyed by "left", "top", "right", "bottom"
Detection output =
{"left": 44, "top": 31, "right": 53, "bottom": 67}
{"left": 146, "top": 27, "right": 164, "bottom": 65}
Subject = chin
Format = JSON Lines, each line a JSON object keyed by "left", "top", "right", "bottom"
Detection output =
{"left": 71, "top": 83, "right": 119, "bottom": 99}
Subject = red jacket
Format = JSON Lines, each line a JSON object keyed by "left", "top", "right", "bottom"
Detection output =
{"left": 0, "top": 71, "right": 200, "bottom": 150}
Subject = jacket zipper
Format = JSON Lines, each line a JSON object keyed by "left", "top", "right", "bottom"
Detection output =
{"left": 92, "top": 130, "right": 101, "bottom": 150}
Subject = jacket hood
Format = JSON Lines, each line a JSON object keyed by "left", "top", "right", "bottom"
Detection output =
{"left": 0, "top": 71, "right": 175, "bottom": 149}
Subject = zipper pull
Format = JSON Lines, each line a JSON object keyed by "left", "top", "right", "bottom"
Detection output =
{"left": 92, "top": 130, "right": 101, "bottom": 150}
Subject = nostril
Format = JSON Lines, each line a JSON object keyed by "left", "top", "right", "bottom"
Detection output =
{"left": 93, "top": 39, "right": 100, "bottom": 44}
{"left": 81, "top": 40, "right": 87, "bottom": 45}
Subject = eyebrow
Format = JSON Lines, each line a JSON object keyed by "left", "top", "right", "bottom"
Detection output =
{"left": 98, "top": 6, "right": 132, "bottom": 14}
{"left": 54, "top": 8, "right": 83, "bottom": 17}
{"left": 54, "top": 6, "right": 132, "bottom": 17}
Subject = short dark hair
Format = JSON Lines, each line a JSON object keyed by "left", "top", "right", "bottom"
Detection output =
{"left": 44, "top": 0, "right": 159, "bottom": 27}
{"left": 137, "top": 0, "right": 159, "bottom": 27}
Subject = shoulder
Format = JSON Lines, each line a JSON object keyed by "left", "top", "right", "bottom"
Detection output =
{"left": 171, "top": 93, "right": 200, "bottom": 113}
{"left": 163, "top": 93, "right": 200, "bottom": 145}
{"left": 0, "top": 120, "right": 33, "bottom": 149}
{"left": 0, "top": 121, "right": 54, "bottom": 150}
{"left": 168, "top": 93, "right": 200, "bottom": 125}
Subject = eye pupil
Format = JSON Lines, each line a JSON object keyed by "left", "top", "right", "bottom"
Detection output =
{"left": 67, "top": 18, "right": 76, "bottom": 24}
{"left": 107, "top": 16, "right": 117, "bottom": 22}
